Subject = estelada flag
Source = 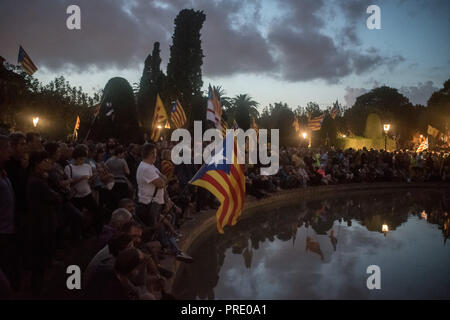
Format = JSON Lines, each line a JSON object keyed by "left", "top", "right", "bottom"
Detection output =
{"left": 189, "top": 132, "right": 246, "bottom": 233}
{"left": 170, "top": 100, "right": 187, "bottom": 128}
{"left": 308, "top": 114, "right": 325, "bottom": 131}
{"left": 18, "top": 46, "right": 38, "bottom": 75}
{"left": 150, "top": 94, "right": 168, "bottom": 142}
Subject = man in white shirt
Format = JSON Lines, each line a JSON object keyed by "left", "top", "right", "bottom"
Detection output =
{"left": 136, "top": 144, "right": 193, "bottom": 263}
{"left": 136, "top": 143, "right": 166, "bottom": 227}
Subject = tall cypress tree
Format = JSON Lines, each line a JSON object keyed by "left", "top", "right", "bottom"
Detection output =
{"left": 166, "top": 9, "right": 206, "bottom": 127}
{"left": 137, "top": 42, "right": 166, "bottom": 130}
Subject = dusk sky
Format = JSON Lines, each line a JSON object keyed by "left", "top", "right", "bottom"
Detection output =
{"left": 1, "top": 0, "right": 449, "bottom": 110}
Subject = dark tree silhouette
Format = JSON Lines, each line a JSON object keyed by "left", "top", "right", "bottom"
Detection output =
{"left": 92, "top": 77, "right": 141, "bottom": 143}
{"left": 137, "top": 42, "right": 166, "bottom": 131}
{"left": 167, "top": 9, "right": 206, "bottom": 128}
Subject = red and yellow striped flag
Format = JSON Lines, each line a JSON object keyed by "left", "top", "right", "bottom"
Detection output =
{"left": 73, "top": 115, "right": 80, "bottom": 138}
{"left": 18, "top": 46, "right": 38, "bottom": 75}
{"left": 150, "top": 94, "right": 168, "bottom": 142}
{"left": 170, "top": 100, "right": 187, "bottom": 128}
{"left": 189, "top": 134, "right": 246, "bottom": 233}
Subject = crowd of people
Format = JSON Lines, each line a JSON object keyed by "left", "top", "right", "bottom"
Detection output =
{"left": 246, "top": 146, "right": 450, "bottom": 198}
{"left": 0, "top": 131, "right": 449, "bottom": 299}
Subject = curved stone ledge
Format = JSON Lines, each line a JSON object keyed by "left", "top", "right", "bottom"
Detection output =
{"left": 170, "top": 182, "right": 449, "bottom": 289}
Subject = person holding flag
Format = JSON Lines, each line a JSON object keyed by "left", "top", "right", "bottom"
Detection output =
{"left": 150, "top": 94, "right": 168, "bottom": 142}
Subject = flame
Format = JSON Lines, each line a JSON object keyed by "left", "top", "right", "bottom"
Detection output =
{"left": 32, "top": 117, "right": 39, "bottom": 127}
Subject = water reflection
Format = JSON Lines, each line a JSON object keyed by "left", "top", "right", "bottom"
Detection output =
{"left": 174, "top": 190, "right": 450, "bottom": 299}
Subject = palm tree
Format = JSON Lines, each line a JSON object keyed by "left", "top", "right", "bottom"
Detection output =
{"left": 231, "top": 94, "right": 259, "bottom": 130}
{"left": 212, "top": 85, "right": 232, "bottom": 110}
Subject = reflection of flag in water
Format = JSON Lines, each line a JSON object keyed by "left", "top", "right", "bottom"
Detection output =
{"left": 170, "top": 100, "right": 187, "bottom": 128}
{"left": 306, "top": 236, "right": 324, "bottom": 260}
{"left": 308, "top": 114, "right": 325, "bottom": 131}
{"left": 416, "top": 138, "right": 428, "bottom": 153}
{"left": 151, "top": 94, "right": 168, "bottom": 141}
{"left": 331, "top": 100, "right": 339, "bottom": 119}
{"left": 189, "top": 133, "right": 246, "bottom": 233}
{"left": 18, "top": 46, "right": 38, "bottom": 75}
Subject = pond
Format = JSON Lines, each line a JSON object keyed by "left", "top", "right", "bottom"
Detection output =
{"left": 173, "top": 189, "right": 450, "bottom": 299}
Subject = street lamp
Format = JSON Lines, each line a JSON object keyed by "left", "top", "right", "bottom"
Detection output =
{"left": 32, "top": 117, "right": 39, "bottom": 127}
{"left": 383, "top": 124, "right": 390, "bottom": 151}
{"left": 382, "top": 224, "right": 389, "bottom": 237}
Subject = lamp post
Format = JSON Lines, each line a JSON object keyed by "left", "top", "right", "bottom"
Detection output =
{"left": 383, "top": 124, "right": 390, "bottom": 151}
{"left": 382, "top": 224, "right": 389, "bottom": 237}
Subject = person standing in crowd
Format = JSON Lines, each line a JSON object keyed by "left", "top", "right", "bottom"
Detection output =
{"left": 26, "top": 132, "right": 43, "bottom": 153}
{"left": 5, "top": 132, "right": 29, "bottom": 222}
{"left": 44, "top": 142, "right": 83, "bottom": 245}
{"left": 106, "top": 145, "right": 132, "bottom": 200}
{"left": 92, "top": 147, "right": 115, "bottom": 214}
{"left": 0, "top": 135, "right": 17, "bottom": 292}
{"left": 64, "top": 145, "right": 103, "bottom": 236}
{"left": 136, "top": 143, "right": 166, "bottom": 228}
{"left": 136, "top": 143, "right": 192, "bottom": 262}
{"left": 4, "top": 132, "right": 28, "bottom": 289}
{"left": 26, "top": 150, "right": 62, "bottom": 296}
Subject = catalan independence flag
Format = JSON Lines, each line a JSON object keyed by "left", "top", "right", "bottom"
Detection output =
{"left": 416, "top": 138, "right": 428, "bottom": 153}
{"left": 190, "top": 133, "right": 246, "bottom": 233}
{"left": 170, "top": 100, "right": 187, "bottom": 128}
{"left": 150, "top": 94, "right": 168, "bottom": 142}
{"left": 18, "top": 46, "right": 38, "bottom": 75}
{"left": 308, "top": 114, "right": 325, "bottom": 131}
